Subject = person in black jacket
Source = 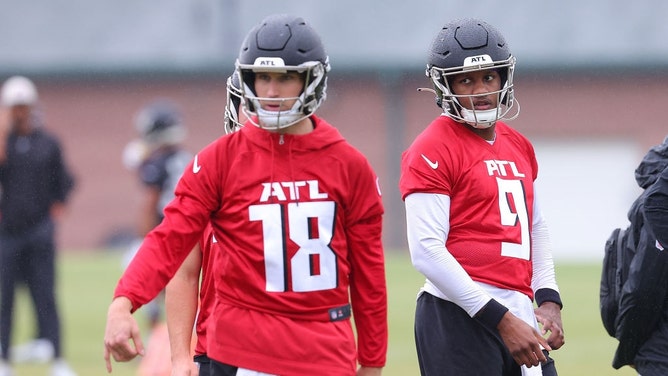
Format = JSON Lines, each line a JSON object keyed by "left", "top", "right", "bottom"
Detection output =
{"left": 602, "top": 135, "right": 668, "bottom": 376}
{"left": 631, "top": 136, "right": 668, "bottom": 376}
{"left": 0, "top": 76, "right": 76, "bottom": 376}
{"left": 644, "top": 141, "right": 668, "bottom": 248}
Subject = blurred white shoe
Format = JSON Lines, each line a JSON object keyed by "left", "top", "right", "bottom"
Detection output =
{"left": 0, "top": 361, "right": 13, "bottom": 376}
{"left": 10, "top": 339, "right": 54, "bottom": 363}
{"left": 51, "top": 359, "right": 77, "bottom": 376}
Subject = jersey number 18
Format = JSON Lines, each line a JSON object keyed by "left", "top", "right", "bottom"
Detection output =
{"left": 249, "top": 201, "right": 338, "bottom": 292}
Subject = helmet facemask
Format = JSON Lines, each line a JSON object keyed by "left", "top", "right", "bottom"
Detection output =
{"left": 237, "top": 58, "right": 330, "bottom": 130}
{"left": 224, "top": 72, "right": 244, "bottom": 134}
{"left": 427, "top": 55, "right": 518, "bottom": 129}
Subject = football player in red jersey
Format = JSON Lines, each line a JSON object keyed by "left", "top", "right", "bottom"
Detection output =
{"left": 399, "top": 19, "right": 565, "bottom": 376}
{"left": 104, "top": 14, "right": 387, "bottom": 376}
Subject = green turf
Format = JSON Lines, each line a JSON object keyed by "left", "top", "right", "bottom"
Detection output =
{"left": 7, "top": 251, "right": 637, "bottom": 375}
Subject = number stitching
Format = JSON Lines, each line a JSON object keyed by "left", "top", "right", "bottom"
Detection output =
{"left": 496, "top": 177, "right": 530, "bottom": 260}
{"left": 249, "top": 201, "right": 338, "bottom": 292}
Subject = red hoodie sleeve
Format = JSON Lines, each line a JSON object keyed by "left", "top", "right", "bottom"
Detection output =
{"left": 113, "top": 198, "right": 209, "bottom": 311}
{"left": 346, "top": 156, "right": 388, "bottom": 367}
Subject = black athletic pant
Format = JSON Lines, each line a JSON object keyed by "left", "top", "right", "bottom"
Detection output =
{"left": 195, "top": 354, "right": 212, "bottom": 376}
{"left": 415, "top": 292, "right": 557, "bottom": 376}
{"left": 0, "top": 218, "right": 62, "bottom": 360}
{"left": 210, "top": 359, "right": 241, "bottom": 376}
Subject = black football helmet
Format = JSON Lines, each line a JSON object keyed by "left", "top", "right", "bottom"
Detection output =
{"left": 134, "top": 100, "right": 186, "bottom": 146}
{"left": 123, "top": 100, "right": 186, "bottom": 170}
{"left": 235, "top": 14, "right": 330, "bottom": 129}
{"left": 425, "top": 18, "right": 519, "bottom": 128}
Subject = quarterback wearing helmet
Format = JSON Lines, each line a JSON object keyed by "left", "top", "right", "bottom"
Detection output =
{"left": 235, "top": 14, "right": 330, "bottom": 130}
{"left": 105, "top": 14, "right": 387, "bottom": 376}
{"left": 425, "top": 18, "right": 518, "bottom": 128}
{"left": 401, "top": 19, "right": 565, "bottom": 376}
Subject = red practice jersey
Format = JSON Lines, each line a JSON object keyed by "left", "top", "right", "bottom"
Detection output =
{"left": 399, "top": 116, "right": 538, "bottom": 298}
{"left": 116, "top": 115, "right": 387, "bottom": 375}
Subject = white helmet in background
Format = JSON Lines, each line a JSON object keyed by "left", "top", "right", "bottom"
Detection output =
{"left": 1, "top": 76, "right": 38, "bottom": 107}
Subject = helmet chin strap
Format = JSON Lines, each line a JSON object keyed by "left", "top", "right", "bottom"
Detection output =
{"left": 459, "top": 107, "right": 498, "bottom": 129}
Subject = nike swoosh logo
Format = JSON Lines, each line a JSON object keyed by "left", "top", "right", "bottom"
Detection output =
{"left": 193, "top": 155, "right": 202, "bottom": 174}
{"left": 421, "top": 154, "right": 439, "bottom": 169}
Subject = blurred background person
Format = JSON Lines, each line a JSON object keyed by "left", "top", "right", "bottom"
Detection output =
{"left": 121, "top": 99, "right": 192, "bottom": 375}
{"left": 122, "top": 99, "right": 191, "bottom": 248}
{"left": 644, "top": 135, "right": 668, "bottom": 249}
{"left": 600, "top": 135, "right": 668, "bottom": 376}
{"left": 629, "top": 136, "right": 668, "bottom": 376}
{"left": 0, "top": 76, "right": 76, "bottom": 376}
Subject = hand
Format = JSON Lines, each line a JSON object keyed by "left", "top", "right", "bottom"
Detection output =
{"left": 170, "top": 360, "right": 199, "bottom": 376}
{"left": 357, "top": 366, "right": 382, "bottom": 376}
{"left": 497, "top": 311, "right": 551, "bottom": 368}
{"left": 0, "top": 107, "right": 10, "bottom": 163}
{"left": 103, "top": 297, "right": 144, "bottom": 372}
{"left": 0, "top": 107, "right": 10, "bottom": 135}
{"left": 50, "top": 202, "right": 67, "bottom": 222}
{"left": 534, "top": 301, "right": 565, "bottom": 350}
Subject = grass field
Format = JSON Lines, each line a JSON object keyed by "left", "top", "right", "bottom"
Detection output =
{"left": 7, "top": 251, "right": 637, "bottom": 376}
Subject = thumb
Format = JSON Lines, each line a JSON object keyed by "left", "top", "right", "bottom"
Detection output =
{"left": 535, "top": 330, "right": 552, "bottom": 352}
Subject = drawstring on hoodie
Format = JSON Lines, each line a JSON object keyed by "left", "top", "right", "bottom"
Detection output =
{"left": 269, "top": 134, "right": 276, "bottom": 191}
{"left": 269, "top": 132, "right": 298, "bottom": 204}
{"left": 287, "top": 136, "right": 298, "bottom": 204}
{"left": 254, "top": 116, "right": 344, "bottom": 207}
